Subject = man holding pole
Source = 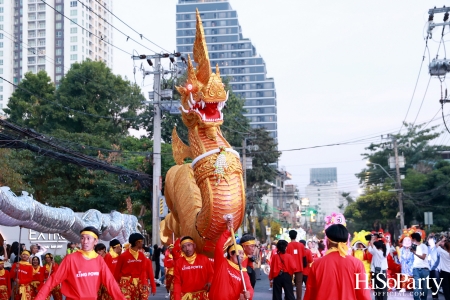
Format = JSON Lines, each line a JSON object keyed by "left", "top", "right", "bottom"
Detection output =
{"left": 209, "top": 216, "right": 253, "bottom": 300}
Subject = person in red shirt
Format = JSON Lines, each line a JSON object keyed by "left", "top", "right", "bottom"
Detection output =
{"left": 99, "top": 239, "right": 122, "bottom": 300}
{"left": 240, "top": 234, "right": 257, "bottom": 289}
{"left": 163, "top": 245, "right": 174, "bottom": 299}
{"left": 209, "top": 218, "right": 253, "bottom": 300}
{"left": 140, "top": 248, "right": 157, "bottom": 298}
{"left": 286, "top": 230, "right": 305, "bottom": 300}
{"left": 0, "top": 260, "right": 11, "bottom": 300}
{"left": 269, "top": 240, "right": 296, "bottom": 300}
{"left": 43, "top": 253, "right": 62, "bottom": 300}
{"left": 299, "top": 240, "right": 313, "bottom": 286}
{"left": 114, "top": 233, "right": 153, "bottom": 300}
{"left": 304, "top": 224, "right": 371, "bottom": 300}
{"left": 11, "top": 250, "right": 34, "bottom": 300}
{"left": 36, "top": 226, "right": 125, "bottom": 300}
{"left": 30, "top": 256, "right": 44, "bottom": 298}
{"left": 173, "top": 236, "right": 214, "bottom": 300}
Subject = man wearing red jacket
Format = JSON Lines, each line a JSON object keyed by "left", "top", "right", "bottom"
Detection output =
{"left": 0, "top": 260, "right": 11, "bottom": 300}
{"left": 299, "top": 240, "right": 313, "bottom": 286}
{"left": 304, "top": 224, "right": 371, "bottom": 300}
{"left": 114, "top": 233, "right": 154, "bottom": 300}
{"left": 269, "top": 240, "right": 296, "bottom": 300}
{"left": 286, "top": 230, "right": 305, "bottom": 300}
{"left": 11, "top": 250, "right": 34, "bottom": 300}
{"left": 173, "top": 236, "right": 213, "bottom": 300}
{"left": 209, "top": 218, "right": 253, "bottom": 300}
{"left": 36, "top": 226, "right": 125, "bottom": 300}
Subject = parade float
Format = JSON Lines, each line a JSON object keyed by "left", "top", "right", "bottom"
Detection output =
{"left": 159, "top": 9, "right": 245, "bottom": 255}
{"left": 0, "top": 186, "right": 138, "bottom": 243}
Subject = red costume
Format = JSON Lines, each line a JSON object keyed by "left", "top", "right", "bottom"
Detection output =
{"left": 302, "top": 248, "right": 313, "bottom": 277}
{"left": 142, "top": 257, "right": 157, "bottom": 296}
{"left": 43, "top": 263, "right": 62, "bottom": 300}
{"left": 304, "top": 252, "right": 371, "bottom": 300}
{"left": 286, "top": 240, "right": 305, "bottom": 273}
{"left": 31, "top": 266, "right": 44, "bottom": 298}
{"left": 11, "top": 261, "right": 33, "bottom": 300}
{"left": 164, "top": 249, "right": 175, "bottom": 297}
{"left": 35, "top": 251, "right": 125, "bottom": 300}
{"left": 0, "top": 268, "right": 11, "bottom": 300}
{"left": 209, "top": 230, "right": 253, "bottom": 300}
{"left": 114, "top": 249, "right": 149, "bottom": 300}
{"left": 100, "top": 252, "right": 120, "bottom": 300}
{"left": 173, "top": 247, "right": 214, "bottom": 300}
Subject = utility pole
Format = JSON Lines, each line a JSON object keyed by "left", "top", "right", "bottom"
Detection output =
{"left": 392, "top": 137, "right": 405, "bottom": 230}
{"left": 152, "top": 56, "right": 161, "bottom": 246}
{"left": 242, "top": 138, "right": 247, "bottom": 232}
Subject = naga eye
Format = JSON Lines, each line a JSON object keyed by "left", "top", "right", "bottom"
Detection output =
{"left": 187, "top": 84, "right": 193, "bottom": 91}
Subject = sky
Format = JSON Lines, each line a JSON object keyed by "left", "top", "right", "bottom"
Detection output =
{"left": 112, "top": 0, "right": 450, "bottom": 197}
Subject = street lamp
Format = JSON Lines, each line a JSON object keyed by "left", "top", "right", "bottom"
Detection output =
{"left": 366, "top": 161, "right": 395, "bottom": 182}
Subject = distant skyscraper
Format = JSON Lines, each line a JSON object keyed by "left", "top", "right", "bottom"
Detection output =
{"left": 0, "top": 0, "right": 114, "bottom": 114}
{"left": 176, "top": 0, "right": 278, "bottom": 139}
{"left": 306, "top": 167, "right": 339, "bottom": 220}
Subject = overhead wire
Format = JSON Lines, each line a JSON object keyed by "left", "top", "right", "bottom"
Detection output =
{"left": 93, "top": 0, "right": 171, "bottom": 53}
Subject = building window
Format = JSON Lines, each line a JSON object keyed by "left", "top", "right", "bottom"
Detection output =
{"left": 0, "top": 86, "right": 2, "bottom": 92}
{"left": 56, "top": 75, "right": 62, "bottom": 81}
{"left": 70, "top": 45, "right": 77, "bottom": 51}
{"left": 70, "top": 9, "right": 77, "bottom": 16}
{"left": 56, "top": 22, "right": 62, "bottom": 29}
{"left": 70, "top": 1, "right": 77, "bottom": 7}
{"left": 0, "top": 60, "right": 2, "bottom": 65}
{"left": 70, "top": 27, "right": 77, "bottom": 34}
{"left": 0, "top": 69, "right": 3, "bottom": 74}
{"left": 70, "top": 54, "right": 77, "bottom": 60}
{"left": 55, "top": 49, "right": 62, "bottom": 55}
{"left": 0, "top": 34, "right": 3, "bottom": 39}
{"left": 56, "top": 66, "right": 62, "bottom": 73}
{"left": 0, "top": 42, "right": 3, "bottom": 48}
{"left": 0, "top": 7, "right": 3, "bottom": 13}
{"left": 70, "top": 36, "right": 77, "bottom": 42}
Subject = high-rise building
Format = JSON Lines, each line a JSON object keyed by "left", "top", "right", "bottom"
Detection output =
{"left": 176, "top": 0, "right": 278, "bottom": 139}
{"left": 306, "top": 167, "right": 339, "bottom": 221}
{"left": 0, "top": 0, "right": 114, "bottom": 114}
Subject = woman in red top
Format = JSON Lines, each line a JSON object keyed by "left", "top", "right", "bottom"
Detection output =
{"left": 269, "top": 240, "right": 296, "bottom": 300}
{"left": 43, "top": 253, "right": 62, "bottom": 300}
{"left": 31, "top": 257, "right": 44, "bottom": 299}
{"left": 11, "top": 250, "right": 34, "bottom": 300}
{"left": 0, "top": 260, "right": 11, "bottom": 300}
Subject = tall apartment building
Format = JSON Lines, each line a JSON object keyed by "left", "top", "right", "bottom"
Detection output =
{"left": 305, "top": 167, "right": 340, "bottom": 222}
{"left": 176, "top": 0, "right": 278, "bottom": 139}
{"left": 0, "top": 0, "right": 114, "bottom": 114}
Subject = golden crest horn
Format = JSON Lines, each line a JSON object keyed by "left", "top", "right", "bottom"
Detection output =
{"left": 216, "top": 64, "right": 220, "bottom": 76}
{"left": 193, "top": 8, "right": 211, "bottom": 87}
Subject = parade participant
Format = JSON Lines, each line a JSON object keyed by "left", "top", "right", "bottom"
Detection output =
{"left": 163, "top": 245, "right": 174, "bottom": 299}
{"left": 104, "top": 239, "right": 121, "bottom": 275}
{"left": 36, "top": 226, "right": 125, "bottom": 300}
{"left": 368, "top": 237, "right": 388, "bottom": 300}
{"left": 140, "top": 247, "right": 157, "bottom": 298}
{"left": 94, "top": 243, "right": 107, "bottom": 258}
{"left": 209, "top": 218, "right": 253, "bottom": 300}
{"left": 114, "top": 233, "right": 151, "bottom": 300}
{"left": 304, "top": 224, "right": 371, "bottom": 300}
{"left": 29, "top": 244, "right": 47, "bottom": 267}
{"left": 66, "top": 243, "right": 78, "bottom": 255}
{"left": 286, "top": 230, "right": 305, "bottom": 300}
{"left": 299, "top": 240, "right": 313, "bottom": 286}
{"left": 397, "top": 228, "right": 415, "bottom": 292}
{"left": 0, "top": 259, "right": 11, "bottom": 300}
{"left": 173, "top": 236, "right": 213, "bottom": 300}
{"left": 269, "top": 240, "right": 296, "bottom": 300}
{"left": 240, "top": 233, "right": 257, "bottom": 288}
{"left": 254, "top": 241, "right": 262, "bottom": 281}
{"left": 411, "top": 232, "right": 429, "bottom": 300}
{"left": 30, "top": 256, "right": 44, "bottom": 299}
{"left": 11, "top": 250, "right": 34, "bottom": 300}
{"left": 427, "top": 235, "right": 440, "bottom": 300}
{"left": 43, "top": 253, "right": 62, "bottom": 300}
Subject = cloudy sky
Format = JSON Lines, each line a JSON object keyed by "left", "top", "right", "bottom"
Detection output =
{"left": 112, "top": 0, "right": 450, "bottom": 196}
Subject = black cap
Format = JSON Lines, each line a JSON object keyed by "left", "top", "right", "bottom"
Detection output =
{"left": 128, "top": 233, "right": 144, "bottom": 245}
{"left": 325, "top": 224, "right": 348, "bottom": 243}
{"left": 109, "top": 239, "right": 121, "bottom": 248}
{"left": 80, "top": 226, "right": 100, "bottom": 238}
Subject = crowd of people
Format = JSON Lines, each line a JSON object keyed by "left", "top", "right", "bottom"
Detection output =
{"left": 0, "top": 222, "right": 449, "bottom": 300}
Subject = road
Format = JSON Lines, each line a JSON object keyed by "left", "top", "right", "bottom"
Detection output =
{"left": 149, "top": 269, "right": 440, "bottom": 300}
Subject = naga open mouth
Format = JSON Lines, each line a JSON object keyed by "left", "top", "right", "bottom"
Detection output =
{"left": 180, "top": 91, "right": 228, "bottom": 123}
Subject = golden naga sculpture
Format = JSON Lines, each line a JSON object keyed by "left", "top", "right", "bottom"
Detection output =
{"left": 160, "top": 9, "right": 245, "bottom": 255}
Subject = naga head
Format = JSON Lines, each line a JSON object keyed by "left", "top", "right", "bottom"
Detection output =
{"left": 177, "top": 9, "right": 228, "bottom": 129}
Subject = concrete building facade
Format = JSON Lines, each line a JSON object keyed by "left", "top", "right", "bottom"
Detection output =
{"left": 1, "top": 0, "right": 114, "bottom": 114}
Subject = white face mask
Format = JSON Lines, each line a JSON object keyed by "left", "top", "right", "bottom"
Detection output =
{"left": 428, "top": 239, "right": 436, "bottom": 248}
